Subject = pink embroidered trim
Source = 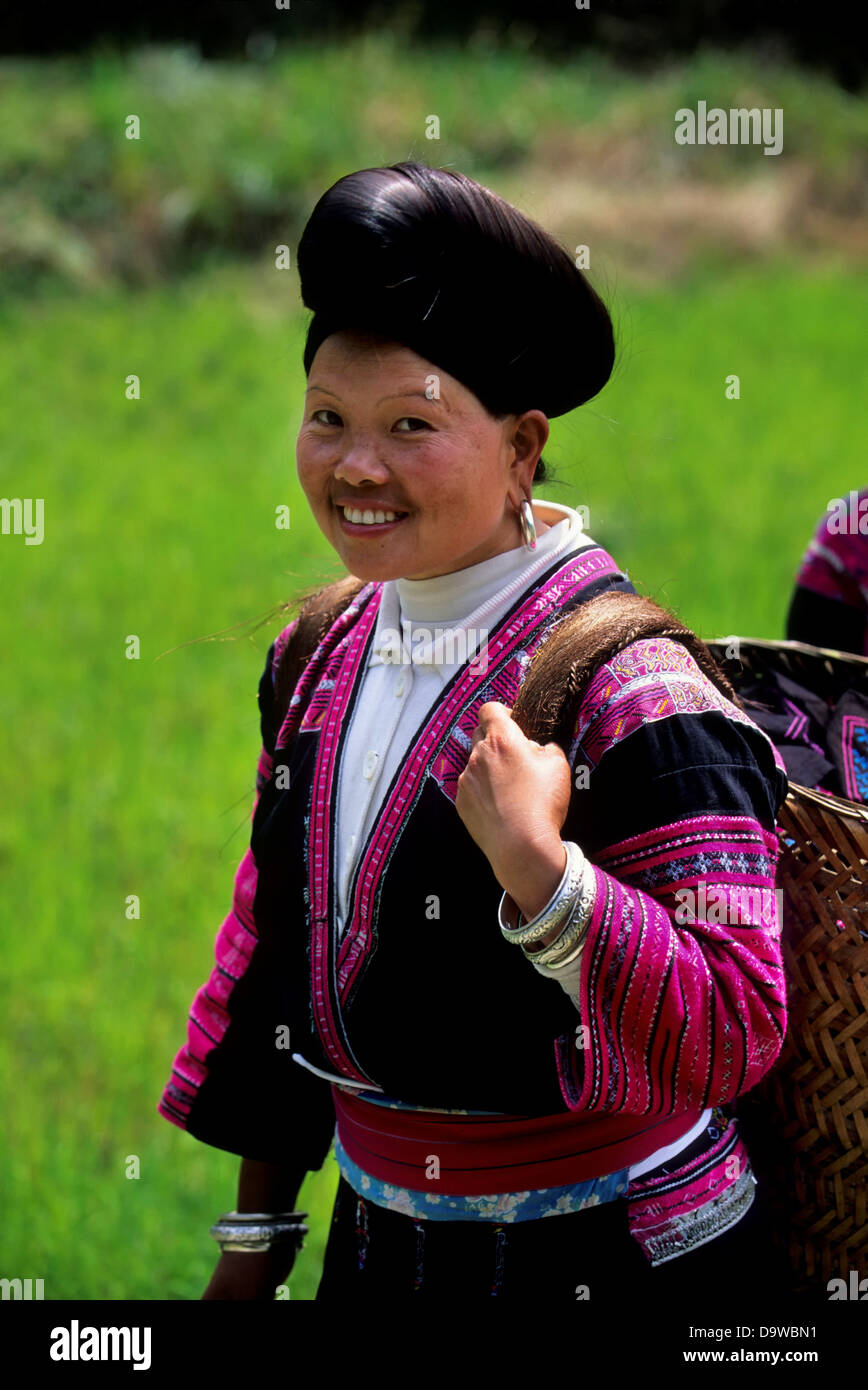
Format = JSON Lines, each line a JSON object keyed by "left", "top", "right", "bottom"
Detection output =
{"left": 841, "top": 712, "right": 868, "bottom": 802}
{"left": 309, "top": 591, "right": 383, "bottom": 1085}
{"left": 627, "top": 1116, "right": 755, "bottom": 1265}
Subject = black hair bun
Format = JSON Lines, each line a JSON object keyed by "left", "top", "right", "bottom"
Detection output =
{"left": 298, "top": 161, "right": 614, "bottom": 418}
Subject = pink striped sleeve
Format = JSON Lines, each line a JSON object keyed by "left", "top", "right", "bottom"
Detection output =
{"left": 555, "top": 636, "right": 788, "bottom": 1117}
{"left": 158, "top": 620, "right": 297, "bottom": 1132}
{"left": 555, "top": 815, "right": 786, "bottom": 1116}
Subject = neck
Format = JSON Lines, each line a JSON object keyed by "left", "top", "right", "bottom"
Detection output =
{"left": 404, "top": 512, "right": 551, "bottom": 582}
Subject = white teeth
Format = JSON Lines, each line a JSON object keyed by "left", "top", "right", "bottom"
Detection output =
{"left": 342, "top": 506, "right": 401, "bottom": 524}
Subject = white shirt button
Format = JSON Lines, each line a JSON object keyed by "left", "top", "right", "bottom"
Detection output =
{"left": 363, "top": 751, "right": 379, "bottom": 780}
{"left": 394, "top": 672, "right": 407, "bottom": 697}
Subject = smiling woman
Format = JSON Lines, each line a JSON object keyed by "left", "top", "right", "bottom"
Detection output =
{"left": 158, "top": 160, "right": 794, "bottom": 1304}
{"left": 298, "top": 330, "right": 552, "bottom": 580}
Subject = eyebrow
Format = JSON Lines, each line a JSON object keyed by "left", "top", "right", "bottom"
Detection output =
{"left": 306, "top": 385, "right": 447, "bottom": 408}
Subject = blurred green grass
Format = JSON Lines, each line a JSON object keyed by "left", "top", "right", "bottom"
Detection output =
{"left": 1, "top": 254, "right": 860, "bottom": 1297}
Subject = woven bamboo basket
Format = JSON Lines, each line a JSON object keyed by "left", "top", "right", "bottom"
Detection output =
{"left": 706, "top": 636, "right": 868, "bottom": 1292}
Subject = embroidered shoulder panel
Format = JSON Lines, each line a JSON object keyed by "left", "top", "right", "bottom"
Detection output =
{"left": 569, "top": 636, "right": 788, "bottom": 779}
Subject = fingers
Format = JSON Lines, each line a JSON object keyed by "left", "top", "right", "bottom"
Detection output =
{"left": 476, "top": 700, "right": 512, "bottom": 725}
{"left": 469, "top": 700, "right": 509, "bottom": 749}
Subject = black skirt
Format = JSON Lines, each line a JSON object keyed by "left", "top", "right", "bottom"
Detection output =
{"left": 315, "top": 1169, "right": 798, "bottom": 1304}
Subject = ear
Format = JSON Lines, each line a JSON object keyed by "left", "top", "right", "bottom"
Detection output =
{"left": 508, "top": 410, "right": 549, "bottom": 494}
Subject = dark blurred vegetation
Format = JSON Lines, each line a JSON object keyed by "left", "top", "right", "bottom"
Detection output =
{"left": 1, "top": 0, "right": 865, "bottom": 91}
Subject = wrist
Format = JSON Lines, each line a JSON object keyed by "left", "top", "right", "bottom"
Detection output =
{"left": 203, "top": 1249, "right": 295, "bottom": 1301}
{"left": 505, "top": 838, "right": 568, "bottom": 925}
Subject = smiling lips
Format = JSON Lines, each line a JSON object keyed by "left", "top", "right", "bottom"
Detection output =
{"left": 337, "top": 501, "right": 409, "bottom": 527}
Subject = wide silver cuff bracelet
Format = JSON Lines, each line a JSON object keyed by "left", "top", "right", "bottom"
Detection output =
{"left": 525, "top": 856, "right": 596, "bottom": 968}
{"left": 209, "top": 1210, "right": 309, "bottom": 1254}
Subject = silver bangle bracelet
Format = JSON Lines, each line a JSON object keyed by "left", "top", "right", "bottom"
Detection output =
{"left": 523, "top": 858, "right": 596, "bottom": 968}
{"left": 498, "top": 841, "right": 585, "bottom": 946}
{"left": 533, "top": 933, "right": 587, "bottom": 973}
{"left": 210, "top": 1210, "right": 309, "bottom": 1255}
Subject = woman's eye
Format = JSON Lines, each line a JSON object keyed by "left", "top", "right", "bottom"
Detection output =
{"left": 308, "top": 412, "right": 430, "bottom": 431}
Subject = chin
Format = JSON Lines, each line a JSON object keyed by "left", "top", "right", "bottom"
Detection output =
{"left": 340, "top": 556, "right": 408, "bottom": 582}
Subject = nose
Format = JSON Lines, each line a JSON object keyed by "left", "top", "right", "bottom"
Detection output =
{"left": 333, "top": 443, "right": 390, "bottom": 487}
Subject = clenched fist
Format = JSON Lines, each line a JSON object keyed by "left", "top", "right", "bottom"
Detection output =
{"left": 455, "top": 701, "right": 573, "bottom": 921}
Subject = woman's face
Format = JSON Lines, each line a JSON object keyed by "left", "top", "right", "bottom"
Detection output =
{"left": 296, "top": 330, "right": 549, "bottom": 581}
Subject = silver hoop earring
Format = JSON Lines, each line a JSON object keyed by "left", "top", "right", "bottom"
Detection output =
{"left": 519, "top": 497, "right": 537, "bottom": 551}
